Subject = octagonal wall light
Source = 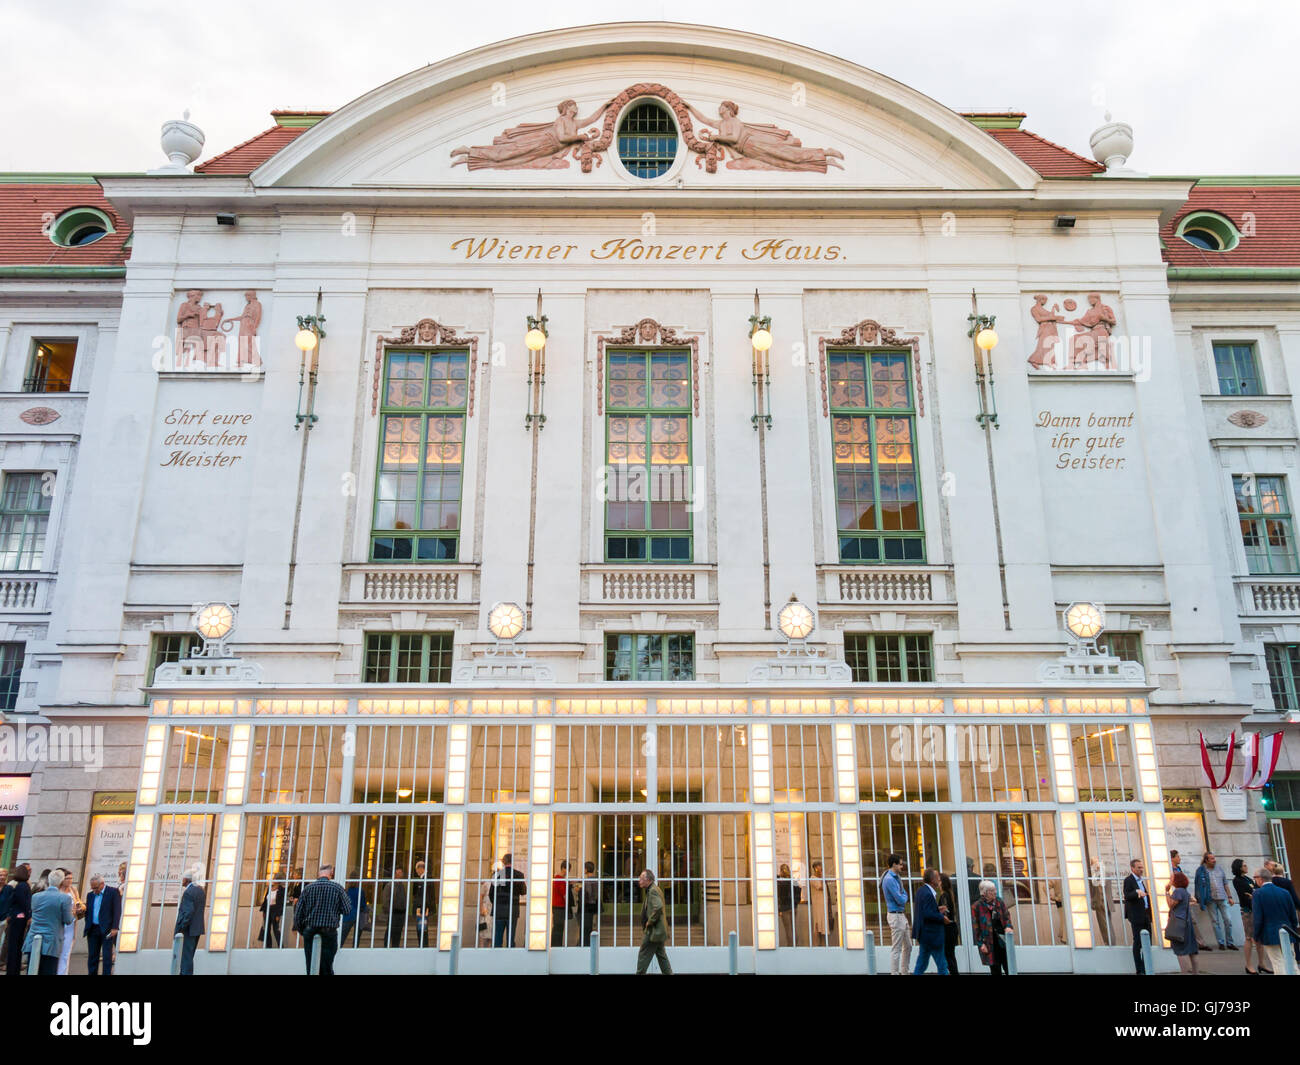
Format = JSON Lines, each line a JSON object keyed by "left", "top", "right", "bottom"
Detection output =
{"left": 1064, "top": 601, "right": 1105, "bottom": 651}
{"left": 487, "top": 601, "right": 526, "bottom": 642}
{"left": 777, "top": 594, "right": 815, "bottom": 641}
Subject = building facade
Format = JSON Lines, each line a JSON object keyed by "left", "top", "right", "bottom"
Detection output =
{"left": 2, "top": 23, "right": 1299, "bottom": 974}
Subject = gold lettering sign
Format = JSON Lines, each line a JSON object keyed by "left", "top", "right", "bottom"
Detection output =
{"left": 449, "top": 236, "right": 845, "bottom": 263}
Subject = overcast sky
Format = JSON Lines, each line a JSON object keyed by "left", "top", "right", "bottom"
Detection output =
{"left": 3, "top": 0, "right": 1297, "bottom": 175}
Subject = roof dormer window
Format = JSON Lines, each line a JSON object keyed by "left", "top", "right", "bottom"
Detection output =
{"left": 1176, "top": 211, "right": 1240, "bottom": 252}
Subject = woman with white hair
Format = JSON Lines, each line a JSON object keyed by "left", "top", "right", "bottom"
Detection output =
{"left": 22, "top": 868, "right": 73, "bottom": 975}
{"left": 56, "top": 868, "right": 84, "bottom": 974}
{"left": 971, "top": 879, "right": 1014, "bottom": 976}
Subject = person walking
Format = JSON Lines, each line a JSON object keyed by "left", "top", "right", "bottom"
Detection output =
{"left": 257, "top": 877, "right": 285, "bottom": 948}
{"left": 491, "top": 853, "right": 527, "bottom": 948}
{"left": 1231, "top": 859, "right": 1259, "bottom": 974}
{"left": 293, "top": 864, "right": 351, "bottom": 975}
{"left": 1194, "top": 852, "right": 1236, "bottom": 951}
{"left": 972, "top": 880, "right": 1013, "bottom": 976}
{"left": 776, "top": 863, "right": 801, "bottom": 947}
{"left": 23, "top": 868, "right": 74, "bottom": 975}
{"left": 412, "top": 859, "right": 436, "bottom": 949}
{"left": 1122, "top": 858, "right": 1153, "bottom": 974}
{"left": 83, "top": 875, "right": 120, "bottom": 976}
{"left": 1251, "top": 866, "right": 1298, "bottom": 976}
{"left": 1167, "top": 871, "right": 1200, "bottom": 974}
{"left": 634, "top": 869, "right": 672, "bottom": 975}
{"left": 1167, "top": 850, "right": 1207, "bottom": 949}
{"left": 579, "top": 860, "right": 600, "bottom": 947}
{"left": 551, "top": 860, "right": 573, "bottom": 947}
{"left": 938, "top": 873, "right": 960, "bottom": 975}
{"left": 881, "top": 853, "right": 911, "bottom": 975}
{"left": 911, "top": 868, "right": 950, "bottom": 974}
{"left": 808, "top": 861, "right": 837, "bottom": 947}
{"left": 4, "top": 864, "right": 31, "bottom": 976}
{"left": 173, "top": 868, "right": 206, "bottom": 976}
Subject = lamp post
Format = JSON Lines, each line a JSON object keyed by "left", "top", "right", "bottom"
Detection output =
{"left": 969, "top": 292, "right": 1010, "bottom": 630}
{"left": 295, "top": 289, "right": 326, "bottom": 430}
{"left": 749, "top": 292, "right": 773, "bottom": 430}
{"left": 525, "top": 291, "right": 548, "bottom": 430}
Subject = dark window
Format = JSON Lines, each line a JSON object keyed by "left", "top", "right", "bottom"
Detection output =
{"left": 1103, "top": 632, "right": 1143, "bottom": 665}
{"left": 24, "top": 339, "right": 76, "bottom": 393}
{"left": 1265, "top": 644, "right": 1300, "bottom": 711}
{"left": 617, "top": 102, "right": 678, "bottom": 178}
{"left": 844, "top": 633, "right": 933, "bottom": 683}
{"left": 363, "top": 632, "right": 454, "bottom": 683}
{"left": 0, "top": 643, "right": 23, "bottom": 710}
{"left": 604, "top": 633, "right": 695, "bottom": 681}
{"left": 148, "top": 633, "right": 194, "bottom": 685}
{"left": 1264, "top": 773, "right": 1300, "bottom": 812}
{"left": 1212, "top": 343, "right": 1262, "bottom": 396}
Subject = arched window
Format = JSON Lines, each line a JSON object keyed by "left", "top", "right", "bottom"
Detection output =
{"left": 616, "top": 101, "right": 678, "bottom": 179}
{"left": 1175, "top": 211, "right": 1240, "bottom": 252}
{"left": 48, "top": 206, "right": 115, "bottom": 248}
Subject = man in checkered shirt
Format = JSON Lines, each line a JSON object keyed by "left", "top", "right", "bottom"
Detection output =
{"left": 292, "top": 864, "right": 351, "bottom": 975}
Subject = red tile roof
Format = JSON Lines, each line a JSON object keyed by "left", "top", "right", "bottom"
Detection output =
{"left": 0, "top": 183, "right": 130, "bottom": 267}
{"left": 194, "top": 124, "right": 313, "bottom": 175}
{"left": 982, "top": 128, "right": 1105, "bottom": 177}
{"left": 1161, "top": 185, "right": 1300, "bottom": 268}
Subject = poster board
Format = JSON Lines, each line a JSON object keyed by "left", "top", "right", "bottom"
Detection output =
{"left": 81, "top": 792, "right": 136, "bottom": 898}
{"left": 155, "top": 814, "right": 214, "bottom": 905}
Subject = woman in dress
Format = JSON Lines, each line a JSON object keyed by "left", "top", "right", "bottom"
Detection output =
{"left": 972, "top": 879, "right": 1013, "bottom": 976}
{"left": 56, "top": 868, "right": 83, "bottom": 975}
{"left": 1168, "top": 871, "right": 1199, "bottom": 973}
{"left": 938, "top": 873, "right": 960, "bottom": 975}
{"left": 1231, "top": 858, "right": 1259, "bottom": 974}
{"left": 807, "top": 861, "right": 837, "bottom": 947}
{"left": 685, "top": 100, "right": 844, "bottom": 172}
{"left": 4, "top": 864, "right": 31, "bottom": 976}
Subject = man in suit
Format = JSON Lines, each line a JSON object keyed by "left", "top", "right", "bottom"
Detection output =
{"left": 634, "top": 868, "right": 672, "bottom": 975}
{"left": 1252, "top": 866, "right": 1299, "bottom": 975}
{"left": 1123, "top": 858, "right": 1153, "bottom": 974}
{"left": 173, "top": 869, "right": 206, "bottom": 976}
{"left": 491, "top": 853, "right": 527, "bottom": 948}
{"left": 911, "top": 867, "right": 950, "bottom": 974}
{"left": 83, "top": 875, "right": 121, "bottom": 975}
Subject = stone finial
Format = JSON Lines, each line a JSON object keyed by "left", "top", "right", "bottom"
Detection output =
{"left": 1089, "top": 111, "right": 1136, "bottom": 175}
{"left": 149, "top": 109, "right": 205, "bottom": 175}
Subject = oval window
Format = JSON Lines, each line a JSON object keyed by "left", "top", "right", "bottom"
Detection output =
{"left": 617, "top": 101, "right": 678, "bottom": 179}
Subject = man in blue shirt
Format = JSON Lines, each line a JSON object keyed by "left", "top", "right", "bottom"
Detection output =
{"left": 881, "top": 853, "right": 911, "bottom": 975}
{"left": 83, "top": 875, "right": 121, "bottom": 975}
{"left": 1194, "top": 852, "right": 1236, "bottom": 950}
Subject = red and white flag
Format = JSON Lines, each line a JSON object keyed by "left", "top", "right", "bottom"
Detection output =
{"left": 1198, "top": 730, "right": 1235, "bottom": 789}
{"left": 1242, "top": 730, "right": 1285, "bottom": 790}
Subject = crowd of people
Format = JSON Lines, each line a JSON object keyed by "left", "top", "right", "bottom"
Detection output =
{"left": 0, "top": 861, "right": 125, "bottom": 975}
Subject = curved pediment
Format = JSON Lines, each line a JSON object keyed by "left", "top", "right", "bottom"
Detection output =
{"left": 253, "top": 22, "right": 1040, "bottom": 192}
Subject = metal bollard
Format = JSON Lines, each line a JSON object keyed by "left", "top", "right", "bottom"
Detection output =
{"left": 26, "top": 934, "right": 42, "bottom": 976}
{"left": 589, "top": 930, "right": 599, "bottom": 975}
{"left": 448, "top": 933, "right": 460, "bottom": 976}
{"left": 170, "top": 932, "right": 184, "bottom": 975}
{"left": 1281, "top": 928, "right": 1297, "bottom": 976}
{"left": 865, "top": 930, "right": 877, "bottom": 974}
{"left": 309, "top": 934, "right": 321, "bottom": 975}
{"left": 1006, "top": 930, "right": 1018, "bottom": 975}
{"left": 1141, "top": 928, "right": 1154, "bottom": 976}
{"left": 728, "top": 930, "right": 738, "bottom": 975}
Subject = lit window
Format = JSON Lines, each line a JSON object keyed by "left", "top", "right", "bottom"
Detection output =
{"left": 0, "top": 473, "right": 51, "bottom": 570}
{"left": 829, "top": 351, "right": 925, "bottom": 563}
{"left": 371, "top": 351, "right": 467, "bottom": 562}
{"left": 364, "top": 632, "right": 454, "bottom": 683}
{"left": 24, "top": 339, "right": 77, "bottom": 393}
{"left": 604, "top": 349, "right": 692, "bottom": 562}
{"left": 844, "top": 633, "right": 933, "bottom": 683}
{"left": 0, "top": 643, "right": 23, "bottom": 710}
{"left": 148, "top": 633, "right": 194, "bottom": 685}
{"left": 1176, "top": 211, "right": 1240, "bottom": 252}
{"left": 1234, "top": 475, "right": 1298, "bottom": 574}
{"left": 48, "top": 207, "right": 114, "bottom": 248}
{"left": 1212, "top": 342, "right": 1261, "bottom": 396}
{"left": 604, "top": 633, "right": 695, "bottom": 681}
{"left": 617, "top": 101, "right": 678, "bottom": 179}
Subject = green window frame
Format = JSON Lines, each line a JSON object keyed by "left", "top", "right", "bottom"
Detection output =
{"left": 604, "top": 349, "right": 692, "bottom": 562}
{"left": 829, "top": 351, "right": 925, "bottom": 563}
{"left": 363, "top": 632, "right": 454, "bottom": 684}
{"left": 1265, "top": 644, "right": 1300, "bottom": 711}
{"left": 148, "top": 633, "right": 195, "bottom": 685}
{"left": 1234, "top": 475, "right": 1298, "bottom": 574}
{"left": 0, "top": 473, "right": 51, "bottom": 571}
{"left": 1102, "top": 631, "right": 1143, "bottom": 665}
{"left": 1212, "top": 342, "right": 1262, "bottom": 396}
{"left": 1262, "top": 772, "right": 1300, "bottom": 811}
{"left": 604, "top": 633, "right": 695, "bottom": 681}
{"left": 844, "top": 632, "right": 933, "bottom": 683}
{"left": 0, "top": 643, "right": 23, "bottom": 710}
{"left": 371, "top": 350, "right": 468, "bottom": 562}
